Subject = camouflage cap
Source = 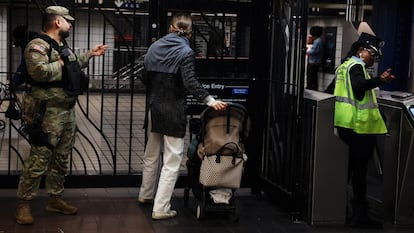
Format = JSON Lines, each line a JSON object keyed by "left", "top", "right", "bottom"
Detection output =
{"left": 45, "top": 6, "right": 74, "bottom": 21}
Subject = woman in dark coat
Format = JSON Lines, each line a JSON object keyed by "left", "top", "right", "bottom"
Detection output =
{"left": 138, "top": 12, "right": 226, "bottom": 220}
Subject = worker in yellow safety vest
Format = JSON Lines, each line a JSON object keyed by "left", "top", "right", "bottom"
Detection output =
{"left": 333, "top": 32, "right": 394, "bottom": 229}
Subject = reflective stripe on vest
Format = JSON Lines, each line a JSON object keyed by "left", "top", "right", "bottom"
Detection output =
{"left": 334, "top": 58, "right": 387, "bottom": 134}
{"left": 336, "top": 59, "right": 377, "bottom": 110}
{"left": 335, "top": 96, "right": 378, "bottom": 110}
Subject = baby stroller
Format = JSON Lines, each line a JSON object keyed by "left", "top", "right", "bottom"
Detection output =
{"left": 184, "top": 102, "right": 250, "bottom": 220}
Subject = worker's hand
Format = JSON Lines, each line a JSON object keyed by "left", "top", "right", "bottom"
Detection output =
{"left": 380, "top": 68, "right": 395, "bottom": 82}
{"left": 211, "top": 100, "right": 227, "bottom": 111}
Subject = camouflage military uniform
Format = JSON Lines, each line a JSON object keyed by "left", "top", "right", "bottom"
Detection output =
{"left": 17, "top": 35, "right": 90, "bottom": 200}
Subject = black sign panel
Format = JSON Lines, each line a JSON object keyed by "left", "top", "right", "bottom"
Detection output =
{"left": 187, "top": 77, "right": 251, "bottom": 115}
{"left": 64, "top": 0, "right": 149, "bottom": 10}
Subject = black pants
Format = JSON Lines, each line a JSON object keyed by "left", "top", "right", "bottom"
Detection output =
{"left": 337, "top": 127, "right": 376, "bottom": 202}
{"left": 306, "top": 63, "right": 321, "bottom": 90}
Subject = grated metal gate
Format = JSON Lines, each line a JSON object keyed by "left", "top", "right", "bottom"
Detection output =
{"left": 0, "top": 0, "right": 256, "bottom": 188}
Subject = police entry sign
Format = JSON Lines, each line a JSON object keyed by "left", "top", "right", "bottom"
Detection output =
{"left": 187, "top": 77, "right": 250, "bottom": 115}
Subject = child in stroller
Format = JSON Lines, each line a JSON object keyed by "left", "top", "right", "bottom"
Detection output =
{"left": 184, "top": 102, "right": 250, "bottom": 220}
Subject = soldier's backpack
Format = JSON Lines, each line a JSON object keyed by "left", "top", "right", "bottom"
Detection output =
{"left": 15, "top": 34, "right": 89, "bottom": 96}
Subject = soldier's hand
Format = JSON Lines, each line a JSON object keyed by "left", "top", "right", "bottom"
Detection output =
{"left": 57, "top": 56, "right": 64, "bottom": 66}
{"left": 90, "top": 44, "right": 108, "bottom": 56}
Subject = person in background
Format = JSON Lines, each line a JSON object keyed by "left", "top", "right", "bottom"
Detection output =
{"left": 306, "top": 26, "right": 324, "bottom": 91}
{"left": 15, "top": 6, "right": 108, "bottom": 225}
{"left": 138, "top": 12, "right": 226, "bottom": 220}
{"left": 333, "top": 32, "right": 394, "bottom": 229}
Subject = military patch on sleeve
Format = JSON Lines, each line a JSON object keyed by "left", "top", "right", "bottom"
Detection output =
{"left": 32, "top": 44, "right": 46, "bottom": 53}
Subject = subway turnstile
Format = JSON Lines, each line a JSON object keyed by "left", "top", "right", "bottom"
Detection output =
{"left": 376, "top": 91, "right": 414, "bottom": 225}
{"left": 302, "top": 90, "right": 348, "bottom": 225}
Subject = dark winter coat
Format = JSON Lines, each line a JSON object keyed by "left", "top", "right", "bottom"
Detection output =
{"left": 142, "top": 33, "right": 210, "bottom": 138}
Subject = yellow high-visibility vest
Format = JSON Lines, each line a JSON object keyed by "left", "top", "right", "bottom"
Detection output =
{"left": 334, "top": 58, "right": 387, "bottom": 134}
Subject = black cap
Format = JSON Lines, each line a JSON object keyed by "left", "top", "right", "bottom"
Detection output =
{"left": 357, "top": 32, "right": 384, "bottom": 57}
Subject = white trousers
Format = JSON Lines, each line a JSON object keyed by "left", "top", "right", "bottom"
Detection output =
{"left": 139, "top": 112, "right": 184, "bottom": 213}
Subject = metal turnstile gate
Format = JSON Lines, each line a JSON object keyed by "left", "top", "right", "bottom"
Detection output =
{"left": 301, "top": 90, "right": 348, "bottom": 225}
{"left": 377, "top": 91, "right": 414, "bottom": 225}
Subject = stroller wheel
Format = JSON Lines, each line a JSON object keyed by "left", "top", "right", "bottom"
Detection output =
{"left": 196, "top": 204, "right": 204, "bottom": 220}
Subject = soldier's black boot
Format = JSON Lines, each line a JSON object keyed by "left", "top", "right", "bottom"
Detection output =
{"left": 348, "top": 200, "right": 382, "bottom": 229}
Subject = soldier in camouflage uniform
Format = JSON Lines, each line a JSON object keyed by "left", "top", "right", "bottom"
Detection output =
{"left": 15, "top": 6, "right": 108, "bottom": 225}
